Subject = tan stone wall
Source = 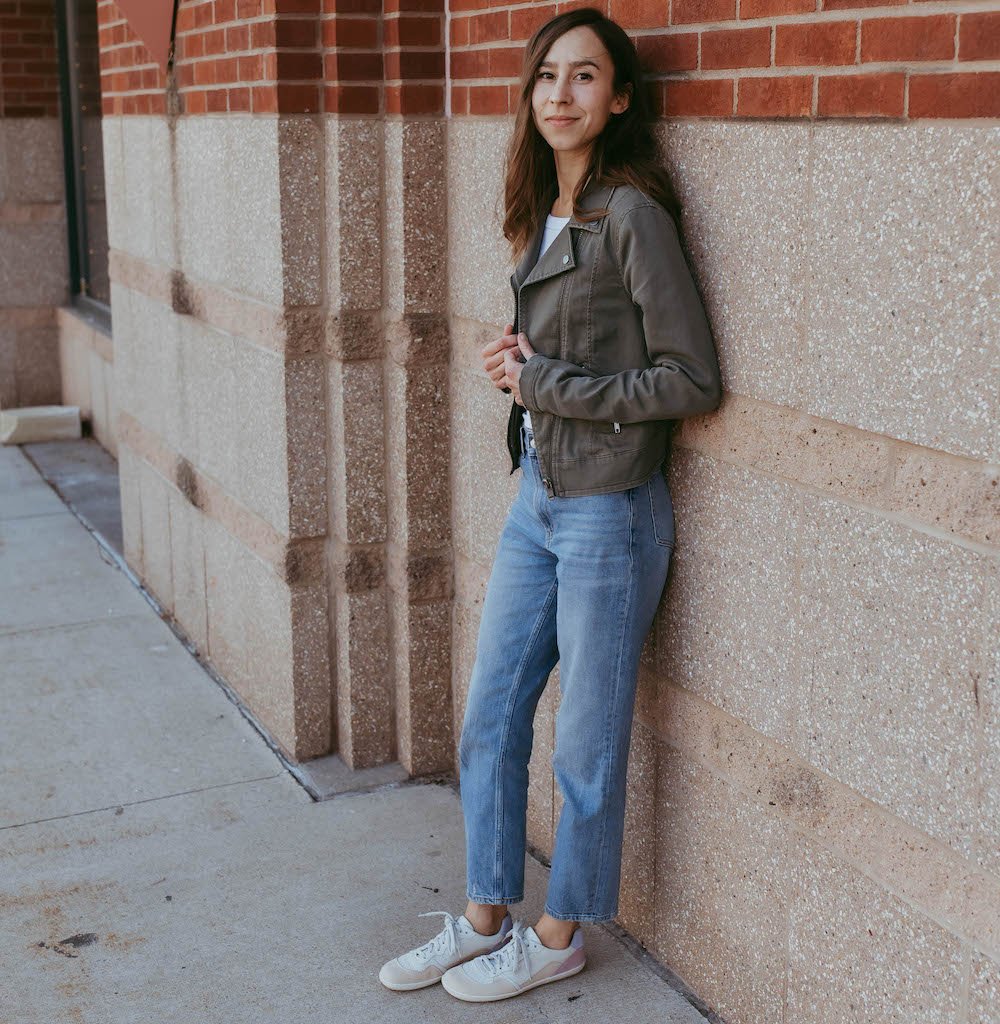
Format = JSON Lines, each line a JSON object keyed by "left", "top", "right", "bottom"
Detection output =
{"left": 445, "top": 118, "right": 998, "bottom": 1022}
{"left": 95, "top": 103, "right": 998, "bottom": 1020}
{"left": 0, "top": 118, "right": 68, "bottom": 409}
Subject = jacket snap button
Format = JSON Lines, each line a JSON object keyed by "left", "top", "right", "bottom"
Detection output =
{"left": 562, "top": 254, "right": 569, "bottom": 264}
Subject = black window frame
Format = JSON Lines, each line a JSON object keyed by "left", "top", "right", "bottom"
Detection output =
{"left": 55, "top": 0, "right": 111, "bottom": 332}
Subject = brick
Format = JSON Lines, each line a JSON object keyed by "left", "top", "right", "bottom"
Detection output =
{"left": 384, "top": 48, "right": 445, "bottom": 80}
{"left": 908, "top": 71, "right": 1000, "bottom": 117}
{"left": 702, "top": 26, "right": 772, "bottom": 70}
{"left": 958, "top": 12, "right": 1000, "bottom": 62}
{"left": 228, "top": 85, "right": 252, "bottom": 110}
{"left": 386, "top": 81, "right": 444, "bottom": 114}
{"left": 510, "top": 4, "right": 557, "bottom": 40}
{"left": 860, "top": 15, "right": 956, "bottom": 63}
{"left": 488, "top": 45, "right": 522, "bottom": 78}
{"left": 775, "top": 20, "right": 857, "bottom": 66}
{"left": 275, "top": 17, "right": 318, "bottom": 47}
{"left": 662, "top": 76, "right": 733, "bottom": 115}
{"left": 609, "top": 0, "right": 670, "bottom": 30}
{"left": 469, "top": 10, "right": 507, "bottom": 45}
{"left": 672, "top": 0, "right": 736, "bottom": 27}
{"left": 325, "top": 50, "right": 383, "bottom": 81}
{"left": 636, "top": 31, "right": 699, "bottom": 73}
{"left": 251, "top": 83, "right": 278, "bottom": 111}
{"left": 737, "top": 73, "right": 813, "bottom": 115}
{"left": 275, "top": 80, "right": 321, "bottom": 111}
{"left": 825, "top": 0, "right": 905, "bottom": 9}
{"left": 206, "top": 88, "right": 229, "bottom": 112}
{"left": 468, "top": 83, "right": 508, "bottom": 114}
{"left": 384, "top": 14, "right": 441, "bottom": 47}
{"left": 817, "top": 71, "right": 905, "bottom": 116}
{"left": 450, "top": 48, "right": 488, "bottom": 79}
{"left": 451, "top": 83, "right": 469, "bottom": 114}
{"left": 324, "top": 82, "right": 380, "bottom": 113}
{"left": 274, "top": 50, "right": 323, "bottom": 79}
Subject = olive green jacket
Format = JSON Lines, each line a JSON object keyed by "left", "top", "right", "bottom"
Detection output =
{"left": 506, "top": 178, "right": 722, "bottom": 497}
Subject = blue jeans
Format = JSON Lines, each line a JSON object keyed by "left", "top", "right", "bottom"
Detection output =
{"left": 458, "top": 420, "right": 674, "bottom": 922}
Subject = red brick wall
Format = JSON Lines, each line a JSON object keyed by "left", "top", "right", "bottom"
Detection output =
{"left": 97, "top": 0, "right": 447, "bottom": 116}
{"left": 95, "top": 0, "right": 1000, "bottom": 118}
{"left": 451, "top": 1, "right": 1000, "bottom": 118}
{"left": 0, "top": 0, "right": 60, "bottom": 117}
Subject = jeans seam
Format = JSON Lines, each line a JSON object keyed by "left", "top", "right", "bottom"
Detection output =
{"left": 493, "top": 573, "right": 559, "bottom": 898}
{"left": 591, "top": 484, "right": 635, "bottom": 917}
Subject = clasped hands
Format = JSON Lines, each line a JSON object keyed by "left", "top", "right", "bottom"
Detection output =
{"left": 480, "top": 323, "right": 536, "bottom": 407}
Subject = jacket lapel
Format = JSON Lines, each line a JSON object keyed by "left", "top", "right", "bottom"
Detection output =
{"left": 510, "top": 180, "right": 616, "bottom": 293}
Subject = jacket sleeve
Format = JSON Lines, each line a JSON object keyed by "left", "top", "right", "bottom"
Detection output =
{"left": 518, "top": 202, "right": 722, "bottom": 423}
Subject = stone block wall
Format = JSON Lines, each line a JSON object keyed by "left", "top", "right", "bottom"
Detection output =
{"left": 27, "top": 1, "right": 992, "bottom": 1019}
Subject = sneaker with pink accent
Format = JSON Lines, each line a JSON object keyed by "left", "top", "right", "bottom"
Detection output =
{"left": 378, "top": 909, "right": 514, "bottom": 991}
{"left": 440, "top": 919, "right": 586, "bottom": 1001}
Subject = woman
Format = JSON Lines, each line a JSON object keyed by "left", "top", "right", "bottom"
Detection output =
{"left": 380, "top": 7, "right": 722, "bottom": 1002}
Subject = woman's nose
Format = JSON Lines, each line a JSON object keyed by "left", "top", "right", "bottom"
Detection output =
{"left": 549, "top": 76, "right": 572, "bottom": 103}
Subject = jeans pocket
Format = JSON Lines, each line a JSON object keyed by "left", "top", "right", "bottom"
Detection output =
{"left": 646, "top": 472, "right": 675, "bottom": 548}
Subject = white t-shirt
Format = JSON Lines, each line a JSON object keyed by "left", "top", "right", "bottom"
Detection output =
{"left": 522, "top": 212, "right": 570, "bottom": 431}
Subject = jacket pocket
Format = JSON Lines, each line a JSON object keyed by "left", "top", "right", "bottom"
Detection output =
{"left": 594, "top": 420, "right": 622, "bottom": 434}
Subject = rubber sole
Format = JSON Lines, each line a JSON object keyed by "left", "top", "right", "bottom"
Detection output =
{"left": 440, "top": 956, "right": 587, "bottom": 1002}
{"left": 379, "top": 937, "right": 512, "bottom": 992}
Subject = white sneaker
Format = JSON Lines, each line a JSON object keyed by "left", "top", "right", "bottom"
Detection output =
{"left": 441, "top": 919, "right": 586, "bottom": 1001}
{"left": 378, "top": 909, "right": 514, "bottom": 991}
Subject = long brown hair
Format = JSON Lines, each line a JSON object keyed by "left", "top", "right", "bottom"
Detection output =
{"left": 501, "top": 7, "right": 681, "bottom": 265}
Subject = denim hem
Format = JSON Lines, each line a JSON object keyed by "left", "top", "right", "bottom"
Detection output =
{"left": 544, "top": 905, "right": 617, "bottom": 923}
{"left": 467, "top": 893, "right": 524, "bottom": 906}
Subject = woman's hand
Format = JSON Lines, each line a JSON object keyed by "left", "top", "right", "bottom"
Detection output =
{"left": 480, "top": 324, "right": 521, "bottom": 392}
{"left": 502, "top": 333, "right": 536, "bottom": 407}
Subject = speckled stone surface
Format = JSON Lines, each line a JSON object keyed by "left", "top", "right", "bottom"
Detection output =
{"left": 101, "top": 116, "right": 176, "bottom": 266}
{"left": 785, "top": 833, "right": 966, "bottom": 1024}
{"left": 1, "top": 320, "right": 61, "bottom": 407}
{"left": 0, "top": 117, "right": 65, "bottom": 204}
{"left": 136, "top": 456, "right": 174, "bottom": 615}
{"left": 446, "top": 119, "right": 514, "bottom": 329}
{"left": 970, "top": 951, "right": 1000, "bottom": 1024}
{"left": 0, "top": 221, "right": 68, "bottom": 308}
{"left": 794, "top": 485, "right": 990, "bottom": 861}
{"left": 656, "top": 446, "right": 806, "bottom": 746}
{"left": 444, "top": 116, "right": 998, "bottom": 1017}
{"left": 175, "top": 116, "right": 283, "bottom": 306}
{"left": 334, "top": 587, "right": 392, "bottom": 769}
{"left": 328, "top": 358, "right": 387, "bottom": 546}
{"left": 660, "top": 120, "right": 999, "bottom": 464}
{"left": 979, "top": 560, "right": 1000, "bottom": 880}
{"left": 277, "top": 117, "right": 322, "bottom": 307}
{"left": 618, "top": 719, "right": 659, "bottom": 949}
{"left": 167, "top": 483, "right": 208, "bottom": 653}
{"left": 653, "top": 742, "right": 792, "bottom": 1024}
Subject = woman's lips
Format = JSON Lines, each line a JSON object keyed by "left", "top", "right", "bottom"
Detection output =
{"left": 547, "top": 117, "right": 577, "bottom": 126}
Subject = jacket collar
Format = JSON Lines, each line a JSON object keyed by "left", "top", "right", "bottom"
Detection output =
{"left": 512, "top": 179, "right": 616, "bottom": 290}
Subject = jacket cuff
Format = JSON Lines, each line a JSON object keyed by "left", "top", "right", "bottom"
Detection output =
{"left": 518, "top": 354, "right": 547, "bottom": 412}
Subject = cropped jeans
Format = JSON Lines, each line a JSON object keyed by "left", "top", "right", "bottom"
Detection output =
{"left": 458, "top": 420, "right": 675, "bottom": 922}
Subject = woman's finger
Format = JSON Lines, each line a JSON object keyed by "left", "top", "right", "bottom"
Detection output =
{"left": 480, "top": 326, "right": 517, "bottom": 359}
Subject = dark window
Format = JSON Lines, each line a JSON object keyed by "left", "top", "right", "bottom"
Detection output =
{"left": 55, "top": 0, "right": 110, "bottom": 323}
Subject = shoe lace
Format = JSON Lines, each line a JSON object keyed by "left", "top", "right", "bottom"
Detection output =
{"left": 476, "top": 919, "right": 531, "bottom": 978}
{"left": 411, "top": 910, "right": 462, "bottom": 960}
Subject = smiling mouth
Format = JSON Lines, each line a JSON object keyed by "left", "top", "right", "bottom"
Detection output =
{"left": 547, "top": 118, "right": 577, "bottom": 125}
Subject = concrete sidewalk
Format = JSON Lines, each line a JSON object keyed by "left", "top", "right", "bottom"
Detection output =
{"left": 0, "top": 440, "right": 712, "bottom": 1024}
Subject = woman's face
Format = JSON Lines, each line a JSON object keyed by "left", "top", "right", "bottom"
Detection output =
{"left": 531, "top": 25, "right": 629, "bottom": 158}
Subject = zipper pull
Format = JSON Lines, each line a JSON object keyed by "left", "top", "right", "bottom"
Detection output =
{"left": 613, "top": 421, "right": 621, "bottom": 433}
